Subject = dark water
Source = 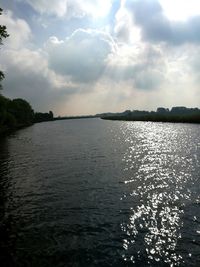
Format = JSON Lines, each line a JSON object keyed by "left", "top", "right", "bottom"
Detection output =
{"left": 0, "top": 119, "right": 200, "bottom": 266}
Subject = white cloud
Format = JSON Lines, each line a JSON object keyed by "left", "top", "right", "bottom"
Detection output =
{"left": 1, "top": 2, "right": 200, "bottom": 115}
{"left": 126, "top": 0, "right": 200, "bottom": 45}
{"left": 17, "top": 0, "right": 113, "bottom": 18}
{"left": 114, "top": 4, "right": 132, "bottom": 42}
{"left": 159, "top": 0, "right": 200, "bottom": 21}
{"left": 0, "top": 10, "right": 31, "bottom": 49}
{"left": 46, "top": 29, "right": 117, "bottom": 82}
{"left": 106, "top": 43, "right": 166, "bottom": 90}
{"left": 76, "top": 0, "right": 113, "bottom": 18}
{"left": 0, "top": 11, "right": 79, "bottom": 114}
{"left": 17, "top": 0, "right": 68, "bottom": 17}
{"left": 1, "top": 47, "right": 78, "bottom": 113}
{"left": 45, "top": 27, "right": 165, "bottom": 90}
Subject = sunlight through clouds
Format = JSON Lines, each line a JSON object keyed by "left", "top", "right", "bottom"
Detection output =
{"left": 79, "top": 0, "right": 114, "bottom": 18}
{"left": 159, "top": 0, "right": 200, "bottom": 21}
{"left": 1, "top": 0, "right": 200, "bottom": 115}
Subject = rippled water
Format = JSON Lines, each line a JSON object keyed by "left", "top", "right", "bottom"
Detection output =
{"left": 0, "top": 119, "right": 200, "bottom": 266}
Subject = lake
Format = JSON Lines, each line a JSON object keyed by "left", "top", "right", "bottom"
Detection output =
{"left": 0, "top": 119, "right": 200, "bottom": 266}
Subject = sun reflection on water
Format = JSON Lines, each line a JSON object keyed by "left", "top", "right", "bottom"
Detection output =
{"left": 119, "top": 122, "right": 200, "bottom": 266}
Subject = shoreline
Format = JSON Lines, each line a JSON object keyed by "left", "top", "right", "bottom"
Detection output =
{"left": 101, "top": 117, "right": 200, "bottom": 124}
{"left": 0, "top": 123, "right": 34, "bottom": 136}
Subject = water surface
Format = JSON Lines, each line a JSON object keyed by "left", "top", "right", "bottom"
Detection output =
{"left": 0, "top": 119, "right": 200, "bottom": 266}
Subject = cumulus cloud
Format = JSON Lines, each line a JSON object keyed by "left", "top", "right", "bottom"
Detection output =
{"left": 45, "top": 25, "right": 165, "bottom": 90}
{"left": 16, "top": 0, "right": 113, "bottom": 18}
{"left": 1, "top": 1, "right": 200, "bottom": 115}
{"left": 72, "top": 0, "right": 114, "bottom": 18}
{"left": 1, "top": 47, "right": 78, "bottom": 112}
{"left": 114, "top": 1, "right": 133, "bottom": 43}
{"left": 17, "top": 0, "right": 68, "bottom": 17}
{"left": 46, "top": 29, "right": 117, "bottom": 82}
{"left": 107, "top": 44, "right": 166, "bottom": 90}
{"left": 126, "top": 0, "right": 200, "bottom": 45}
{"left": 0, "top": 10, "right": 31, "bottom": 49}
{"left": 0, "top": 8, "right": 78, "bottom": 113}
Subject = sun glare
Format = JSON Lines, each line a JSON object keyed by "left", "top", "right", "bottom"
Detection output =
{"left": 159, "top": 0, "right": 200, "bottom": 21}
{"left": 86, "top": 1, "right": 113, "bottom": 18}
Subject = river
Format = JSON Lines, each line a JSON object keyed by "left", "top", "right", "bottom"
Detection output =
{"left": 0, "top": 119, "right": 200, "bottom": 266}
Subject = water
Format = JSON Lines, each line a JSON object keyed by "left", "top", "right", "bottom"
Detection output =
{"left": 0, "top": 119, "right": 200, "bottom": 266}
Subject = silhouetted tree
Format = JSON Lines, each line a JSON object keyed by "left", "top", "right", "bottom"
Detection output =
{"left": 7, "top": 98, "right": 34, "bottom": 125}
{"left": 0, "top": 7, "right": 9, "bottom": 90}
{"left": 49, "top": 111, "right": 54, "bottom": 119}
{"left": 34, "top": 111, "right": 54, "bottom": 123}
{"left": 101, "top": 107, "right": 200, "bottom": 123}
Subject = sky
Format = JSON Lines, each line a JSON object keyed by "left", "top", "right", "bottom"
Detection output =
{"left": 0, "top": 0, "right": 200, "bottom": 116}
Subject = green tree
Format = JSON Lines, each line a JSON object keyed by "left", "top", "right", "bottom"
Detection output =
{"left": 0, "top": 7, "right": 9, "bottom": 90}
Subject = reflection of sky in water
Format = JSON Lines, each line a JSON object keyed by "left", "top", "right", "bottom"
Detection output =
{"left": 119, "top": 122, "right": 200, "bottom": 266}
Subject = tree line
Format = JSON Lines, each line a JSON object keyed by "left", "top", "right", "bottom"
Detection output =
{"left": 0, "top": 94, "right": 54, "bottom": 134}
{"left": 101, "top": 107, "right": 200, "bottom": 124}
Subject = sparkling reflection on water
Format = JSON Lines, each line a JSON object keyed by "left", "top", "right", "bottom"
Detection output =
{"left": 120, "top": 122, "right": 200, "bottom": 266}
{"left": 0, "top": 119, "right": 200, "bottom": 266}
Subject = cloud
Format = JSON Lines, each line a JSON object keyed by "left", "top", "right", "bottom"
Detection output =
{"left": 45, "top": 25, "right": 164, "bottom": 90}
{"left": 126, "top": 0, "right": 200, "bottom": 45}
{"left": 17, "top": 0, "right": 68, "bottom": 17}
{"left": 114, "top": 2, "right": 133, "bottom": 43}
{"left": 0, "top": 9, "right": 78, "bottom": 113}
{"left": 0, "top": 10, "right": 31, "bottom": 49}
{"left": 1, "top": 47, "right": 81, "bottom": 115}
{"left": 70, "top": 0, "right": 114, "bottom": 18}
{"left": 1, "top": 2, "right": 200, "bottom": 116}
{"left": 107, "top": 43, "right": 166, "bottom": 90}
{"left": 46, "top": 29, "right": 117, "bottom": 83}
{"left": 16, "top": 0, "right": 113, "bottom": 18}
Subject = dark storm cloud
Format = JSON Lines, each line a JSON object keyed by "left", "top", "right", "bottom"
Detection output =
{"left": 126, "top": 0, "right": 200, "bottom": 45}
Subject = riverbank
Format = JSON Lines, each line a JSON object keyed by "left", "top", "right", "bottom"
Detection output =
{"left": 0, "top": 95, "right": 54, "bottom": 136}
{"left": 101, "top": 107, "right": 200, "bottom": 124}
{"left": 101, "top": 115, "right": 200, "bottom": 124}
{"left": 0, "top": 122, "right": 33, "bottom": 136}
